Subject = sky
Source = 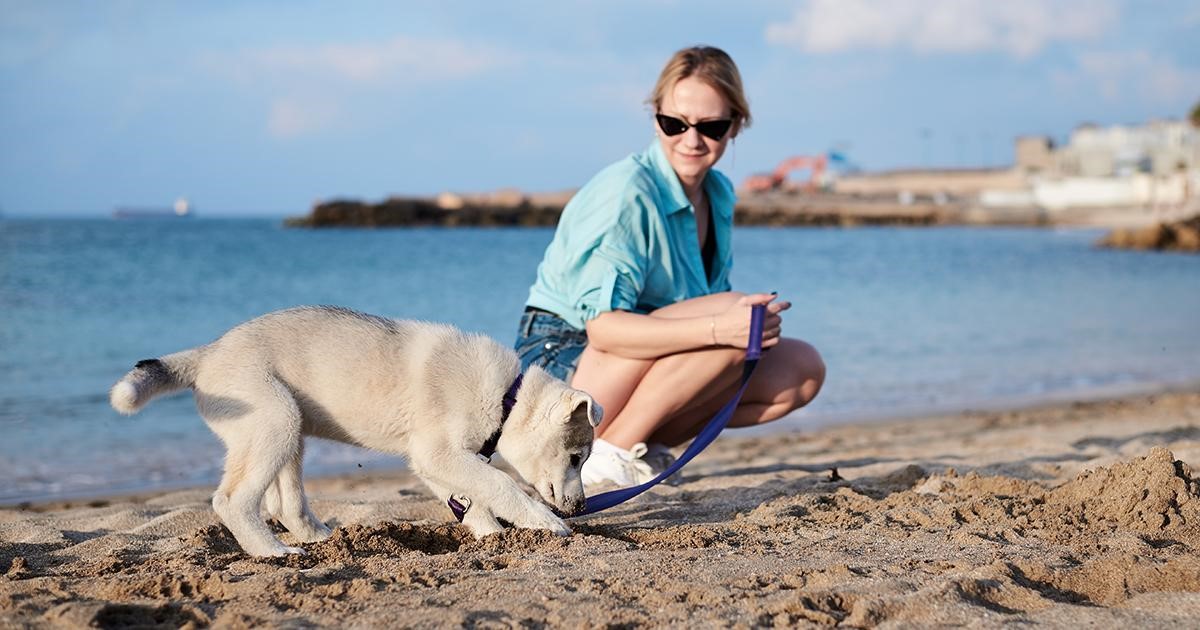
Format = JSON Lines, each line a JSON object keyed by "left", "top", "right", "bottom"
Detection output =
{"left": 1, "top": 0, "right": 1197, "bottom": 217}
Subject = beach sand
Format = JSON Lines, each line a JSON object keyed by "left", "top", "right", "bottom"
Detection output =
{"left": 3, "top": 389, "right": 1199, "bottom": 628}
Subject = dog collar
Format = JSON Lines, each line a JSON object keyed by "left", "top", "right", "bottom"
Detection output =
{"left": 478, "top": 372, "right": 523, "bottom": 462}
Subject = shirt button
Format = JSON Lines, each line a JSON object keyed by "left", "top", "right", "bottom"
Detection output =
{"left": 544, "top": 342, "right": 557, "bottom": 350}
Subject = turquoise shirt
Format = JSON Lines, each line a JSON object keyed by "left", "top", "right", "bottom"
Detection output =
{"left": 526, "top": 141, "right": 735, "bottom": 331}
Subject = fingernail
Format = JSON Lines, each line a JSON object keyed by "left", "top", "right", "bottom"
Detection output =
{"left": 770, "top": 291, "right": 778, "bottom": 295}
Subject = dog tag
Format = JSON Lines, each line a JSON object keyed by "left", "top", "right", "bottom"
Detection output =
{"left": 447, "top": 495, "right": 472, "bottom": 522}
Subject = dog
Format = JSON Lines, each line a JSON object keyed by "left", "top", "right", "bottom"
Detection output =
{"left": 109, "top": 306, "right": 600, "bottom": 557}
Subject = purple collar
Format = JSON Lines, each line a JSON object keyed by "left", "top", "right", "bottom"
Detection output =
{"left": 478, "top": 372, "right": 523, "bottom": 462}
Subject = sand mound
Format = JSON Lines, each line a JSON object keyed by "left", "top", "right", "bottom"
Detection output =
{"left": 301, "top": 521, "right": 468, "bottom": 562}
{"left": 918, "top": 447, "right": 1200, "bottom": 545}
{"left": 1045, "top": 446, "right": 1199, "bottom": 540}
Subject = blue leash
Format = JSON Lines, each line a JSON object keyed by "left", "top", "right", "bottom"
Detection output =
{"left": 576, "top": 304, "right": 765, "bottom": 516}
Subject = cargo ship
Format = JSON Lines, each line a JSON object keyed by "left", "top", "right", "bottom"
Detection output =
{"left": 114, "top": 197, "right": 192, "bottom": 219}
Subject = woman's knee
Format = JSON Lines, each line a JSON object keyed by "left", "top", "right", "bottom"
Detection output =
{"left": 772, "top": 338, "right": 826, "bottom": 410}
{"left": 797, "top": 340, "right": 826, "bottom": 404}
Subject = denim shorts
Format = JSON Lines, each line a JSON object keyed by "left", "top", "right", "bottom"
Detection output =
{"left": 514, "top": 307, "right": 588, "bottom": 383}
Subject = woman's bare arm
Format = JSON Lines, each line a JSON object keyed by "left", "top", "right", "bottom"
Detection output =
{"left": 583, "top": 292, "right": 789, "bottom": 360}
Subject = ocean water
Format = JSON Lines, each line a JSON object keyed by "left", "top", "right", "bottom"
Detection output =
{"left": 2, "top": 218, "right": 1198, "bottom": 502}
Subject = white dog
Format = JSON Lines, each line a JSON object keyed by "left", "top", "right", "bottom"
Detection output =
{"left": 109, "top": 306, "right": 600, "bottom": 557}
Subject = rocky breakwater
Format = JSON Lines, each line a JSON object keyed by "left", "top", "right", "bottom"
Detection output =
{"left": 1098, "top": 214, "right": 1200, "bottom": 253}
{"left": 288, "top": 189, "right": 992, "bottom": 229}
{"left": 285, "top": 189, "right": 573, "bottom": 228}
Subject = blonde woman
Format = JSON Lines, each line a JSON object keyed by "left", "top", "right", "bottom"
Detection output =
{"left": 515, "top": 46, "right": 825, "bottom": 488}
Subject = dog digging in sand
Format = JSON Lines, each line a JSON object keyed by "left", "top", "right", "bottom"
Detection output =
{"left": 109, "top": 306, "right": 601, "bottom": 557}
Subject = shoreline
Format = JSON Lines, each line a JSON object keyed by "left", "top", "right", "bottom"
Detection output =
{"left": 9, "top": 377, "right": 1200, "bottom": 510}
{"left": 3, "top": 386, "right": 1199, "bottom": 626}
{"left": 6, "top": 377, "right": 1200, "bottom": 510}
{"left": 766, "top": 374, "right": 1200, "bottom": 434}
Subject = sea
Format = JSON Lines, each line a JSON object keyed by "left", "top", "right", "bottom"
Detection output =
{"left": 2, "top": 218, "right": 1198, "bottom": 503}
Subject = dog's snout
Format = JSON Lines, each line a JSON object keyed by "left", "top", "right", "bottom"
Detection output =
{"left": 550, "top": 499, "right": 584, "bottom": 518}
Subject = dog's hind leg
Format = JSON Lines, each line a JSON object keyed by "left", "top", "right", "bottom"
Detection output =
{"left": 272, "top": 441, "right": 332, "bottom": 543}
{"left": 209, "top": 377, "right": 306, "bottom": 557}
{"left": 263, "top": 479, "right": 281, "bottom": 521}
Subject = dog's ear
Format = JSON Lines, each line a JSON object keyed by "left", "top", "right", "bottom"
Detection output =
{"left": 570, "top": 393, "right": 603, "bottom": 428}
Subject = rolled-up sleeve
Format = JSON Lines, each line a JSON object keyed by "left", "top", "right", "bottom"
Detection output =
{"left": 566, "top": 190, "right": 652, "bottom": 323}
{"left": 526, "top": 150, "right": 672, "bottom": 331}
{"left": 575, "top": 245, "right": 644, "bottom": 321}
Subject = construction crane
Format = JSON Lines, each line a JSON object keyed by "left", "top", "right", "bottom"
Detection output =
{"left": 741, "top": 151, "right": 853, "bottom": 194}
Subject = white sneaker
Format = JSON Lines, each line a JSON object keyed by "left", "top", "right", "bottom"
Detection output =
{"left": 581, "top": 439, "right": 656, "bottom": 489}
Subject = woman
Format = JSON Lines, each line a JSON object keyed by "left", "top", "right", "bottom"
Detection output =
{"left": 515, "top": 46, "right": 825, "bottom": 488}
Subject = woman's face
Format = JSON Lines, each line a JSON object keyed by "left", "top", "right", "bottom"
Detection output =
{"left": 656, "top": 76, "right": 734, "bottom": 187}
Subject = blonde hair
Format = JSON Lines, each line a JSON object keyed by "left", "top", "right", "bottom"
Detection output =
{"left": 648, "top": 46, "right": 752, "bottom": 136}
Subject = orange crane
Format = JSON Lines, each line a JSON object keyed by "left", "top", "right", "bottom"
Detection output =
{"left": 741, "top": 155, "right": 829, "bottom": 193}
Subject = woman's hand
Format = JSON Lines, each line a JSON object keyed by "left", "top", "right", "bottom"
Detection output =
{"left": 712, "top": 292, "right": 790, "bottom": 349}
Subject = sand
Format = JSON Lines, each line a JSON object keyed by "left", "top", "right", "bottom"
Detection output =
{"left": 3, "top": 388, "right": 1200, "bottom": 628}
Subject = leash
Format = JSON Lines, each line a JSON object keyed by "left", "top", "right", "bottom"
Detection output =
{"left": 575, "top": 303, "right": 765, "bottom": 516}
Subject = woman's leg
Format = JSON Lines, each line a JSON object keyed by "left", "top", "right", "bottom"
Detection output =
{"left": 571, "top": 292, "right": 825, "bottom": 450}
{"left": 649, "top": 337, "right": 825, "bottom": 446}
{"left": 570, "top": 292, "right": 745, "bottom": 436}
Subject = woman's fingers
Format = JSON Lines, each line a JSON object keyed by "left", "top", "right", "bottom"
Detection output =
{"left": 738, "top": 292, "right": 778, "bottom": 307}
{"left": 767, "top": 300, "right": 792, "bottom": 314}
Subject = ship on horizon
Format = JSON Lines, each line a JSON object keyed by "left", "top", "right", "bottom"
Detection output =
{"left": 114, "top": 197, "right": 192, "bottom": 219}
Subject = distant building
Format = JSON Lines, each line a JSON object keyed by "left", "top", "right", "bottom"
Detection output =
{"left": 1014, "top": 136, "right": 1055, "bottom": 176}
{"left": 1012, "top": 120, "right": 1200, "bottom": 212}
{"left": 1043, "top": 119, "right": 1200, "bottom": 177}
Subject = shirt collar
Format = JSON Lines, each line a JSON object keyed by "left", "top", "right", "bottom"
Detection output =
{"left": 644, "top": 140, "right": 732, "bottom": 219}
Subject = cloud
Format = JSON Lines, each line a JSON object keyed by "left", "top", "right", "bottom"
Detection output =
{"left": 1074, "top": 50, "right": 1200, "bottom": 104}
{"left": 766, "top": 0, "right": 1117, "bottom": 58}
{"left": 267, "top": 98, "right": 338, "bottom": 139}
{"left": 199, "top": 35, "right": 521, "bottom": 139}
{"left": 1186, "top": 5, "right": 1200, "bottom": 26}
{"left": 211, "top": 35, "right": 520, "bottom": 86}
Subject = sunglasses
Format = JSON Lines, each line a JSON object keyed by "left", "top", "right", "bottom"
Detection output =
{"left": 655, "top": 113, "right": 733, "bottom": 141}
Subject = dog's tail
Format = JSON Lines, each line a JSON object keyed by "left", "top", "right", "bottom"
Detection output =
{"left": 109, "top": 349, "right": 202, "bottom": 415}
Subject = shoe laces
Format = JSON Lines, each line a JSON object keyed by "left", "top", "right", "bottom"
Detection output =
{"left": 622, "top": 443, "right": 654, "bottom": 481}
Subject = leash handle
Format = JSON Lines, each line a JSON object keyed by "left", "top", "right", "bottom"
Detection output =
{"left": 577, "top": 303, "right": 766, "bottom": 516}
{"left": 745, "top": 303, "right": 765, "bottom": 360}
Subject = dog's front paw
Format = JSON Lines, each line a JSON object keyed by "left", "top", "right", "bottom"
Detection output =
{"left": 246, "top": 543, "right": 307, "bottom": 557}
{"left": 518, "top": 502, "right": 571, "bottom": 536}
{"left": 291, "top": 519, "right": 333, "bottom": 543}
{"left": 310, "top": 521, "right": 334, "bottom": 540}
{"left": 463, "top": 510, "right": 505, "bottom": 538}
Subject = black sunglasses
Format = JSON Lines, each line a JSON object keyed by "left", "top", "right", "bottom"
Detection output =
{"left": 655, "top": 113, "right": 733, "bottom": 141}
